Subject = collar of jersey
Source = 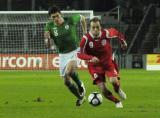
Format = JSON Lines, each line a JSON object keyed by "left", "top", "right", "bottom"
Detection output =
{"left": 89, "top": 31, "right": 102, "bottom": 40}
{"left": 54, "top": 21, "right": 65, "bottom": 27}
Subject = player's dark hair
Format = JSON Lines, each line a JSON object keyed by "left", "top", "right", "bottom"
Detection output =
{"left": 48, "top": 6, "right": 61, "bottom": 16}
{"left": 90, "top": 17, "right": 101, "bottom": 24}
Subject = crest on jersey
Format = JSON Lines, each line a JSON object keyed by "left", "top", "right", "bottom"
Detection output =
{"left": 65, "top": 25, "right": 69, "bottom": 30}
{"left": 89, "top": 42, "right": 94, "bottom": 48}
{"left": 101, "top": 39, "right": 106, "bottom": 46}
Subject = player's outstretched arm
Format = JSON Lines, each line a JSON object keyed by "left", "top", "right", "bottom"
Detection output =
{"left": 89, "top": 57, "right": 99, "bottom": 63}
{"left": 106, "top": 28, "right": 127, "bottom": 50}
{"left": 80, "top": 15, "right": 87, "bottom": 34}
{"left": 77, "top": 37, "right": 93, "bottom": 60}
{"left": 120, "top": 40, "right": 127, "bottom": 50}
{"left": 44, "top": 31, "right": 57, "bottom": 51}
{"left": 44, "top": 31, "right": 51, "bottom": 48}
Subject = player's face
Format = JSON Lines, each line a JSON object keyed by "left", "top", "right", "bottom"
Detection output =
{"left": 51, "top": 12, "right": 64, "bottom": 25}
{"left": 90, "top": 21, "right": 101, "bottom": 38}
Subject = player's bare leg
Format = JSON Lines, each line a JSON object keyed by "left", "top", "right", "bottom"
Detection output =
{"left": 65, "top": 61, "right": 86, "bottom": 106}
{"left": 97, "top": 82, "right": 123, "bottom": 108}
{"left": 109, "top": 77, "right": 127, "bottom": 100}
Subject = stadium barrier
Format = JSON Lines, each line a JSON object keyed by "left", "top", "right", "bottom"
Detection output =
{"left": 146, "top": 54, "right": 160, "bottom": 70}
{"left": 0, "top": 54, "right": 87, "bottom": 70}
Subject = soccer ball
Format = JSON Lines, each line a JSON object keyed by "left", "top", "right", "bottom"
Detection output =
{"left": 88, "top": 92, "right": 103, "bottom": 106}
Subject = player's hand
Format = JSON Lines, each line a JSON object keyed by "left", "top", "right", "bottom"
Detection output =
{"left": 50, "top": 45, "right": 57, "bottom": 52}
{"left": 44, "top": 38, "right": 51, "bottom": 48}
{"left": 44, "top": 32, "right": 51, "bottom": 48}
{"left": 89, "top": 57, "right": 100, "bottom": 63}
{"left": 44, "top": 31, "right": 50, "bottom": 39}
{"left": 121, "top": 41, "right": 127, "bottom": 50}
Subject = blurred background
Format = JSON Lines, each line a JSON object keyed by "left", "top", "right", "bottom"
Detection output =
{"left": 0, "top": 0, "right": 159, "bottom": 11}
{"left": 0, "top": 0, "right": 160, "bottom": 70}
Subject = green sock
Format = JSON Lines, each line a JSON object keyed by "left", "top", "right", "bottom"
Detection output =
{"left": 68, "top": 83, "right": 81, "bottom": 99}
{"left": 70, "top": 72, "right": 82, "bottom": 88}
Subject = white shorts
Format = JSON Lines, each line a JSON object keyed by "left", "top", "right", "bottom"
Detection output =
{"left": 59, "top": 48, "right": 80, "bottom": 77}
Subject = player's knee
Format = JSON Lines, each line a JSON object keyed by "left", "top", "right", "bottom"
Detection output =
{"left": 109, "top": 77, "right": 118, "bottom": 84}
{"left": 99, "top": 85, "right": 111, "bottom": 96}
{"left": 64, "top": 72, "right": 69, "bottom": 78}
{"left": 64, "top": 70, "right": 75, "bottom": 80}
{"left": 64, "top": 68, "right": 70, "bottom": 76}
{"left": 64, "top": 69, "right": 76, "bottom": 78}
{"left": 69, "top": 60, "right": 77, "bottom": 67}
{"left": 66, "top": 61, "right": 77, "bottom": 73}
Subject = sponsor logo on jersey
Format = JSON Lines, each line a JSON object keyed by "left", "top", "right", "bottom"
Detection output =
{"left": 101, "top": 39, "right": 106, "bottom": 46}
{"left": 89, "top": 42, "right": 94, "bottom": 48}
{"left": 65, "top": 25, "right": 69, "bottom": 30}
{"left": 52, "top": 27, "right": 57, "bottom": 30}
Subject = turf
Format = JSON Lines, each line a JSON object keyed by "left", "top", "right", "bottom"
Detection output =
{"left": 0, "top": 69, "right": 160, "bottom": 118}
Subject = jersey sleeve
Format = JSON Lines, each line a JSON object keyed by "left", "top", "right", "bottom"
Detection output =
{"left": 105, "top": 28, "right": 126, "bottom": 43}
{"left": 44, "top": 22, "right": 50, "bottom": 32}
{"left": 70, "top": 14, "right": 81, "bottom": 25}
{"left": 77, "top": 36, "right": 93, "bottom": 61}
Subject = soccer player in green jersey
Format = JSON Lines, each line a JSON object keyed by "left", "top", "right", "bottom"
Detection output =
{"left": 44, "top": 6, "right": 87, "bottom": 106}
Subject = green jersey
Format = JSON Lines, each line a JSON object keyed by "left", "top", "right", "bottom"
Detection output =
{"left": 45, "top": 14, "right": 81, "bottom": 53}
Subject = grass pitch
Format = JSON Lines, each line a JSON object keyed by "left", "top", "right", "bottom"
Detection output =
{"left": 0, "top": 69, "right": 160, "bottom": 118}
